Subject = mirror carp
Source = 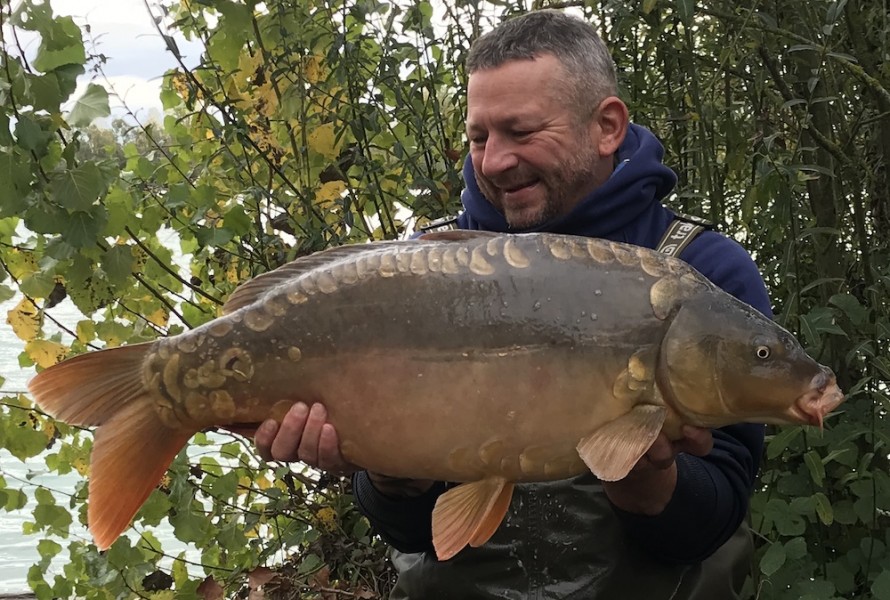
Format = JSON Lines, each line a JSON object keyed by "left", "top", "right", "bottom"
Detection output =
{"left": 28, "top": 231, "right": 845, "bottom": 560}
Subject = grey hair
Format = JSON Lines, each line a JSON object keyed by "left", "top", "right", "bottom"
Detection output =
{"left": 466, "top": 10, "right": 618, "bottom": 119}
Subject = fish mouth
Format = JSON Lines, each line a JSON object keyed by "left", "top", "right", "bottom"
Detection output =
{"left": 786, "top": 368, "right": 845, "bottom": 429}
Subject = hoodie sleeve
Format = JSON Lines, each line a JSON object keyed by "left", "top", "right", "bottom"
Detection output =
{"left": 610, "top": 232, "right": 770, "bottom": 563}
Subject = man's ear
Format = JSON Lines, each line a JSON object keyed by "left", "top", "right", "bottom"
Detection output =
{"left": 592, "top": 96, "right": 629, "bottom": 156}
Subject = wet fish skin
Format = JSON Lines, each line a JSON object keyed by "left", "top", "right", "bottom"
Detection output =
{"left": 27, "top": 230, "right": 845, "bottom": 559}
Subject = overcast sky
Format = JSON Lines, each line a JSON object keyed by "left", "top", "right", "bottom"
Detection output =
{"left": 43, "top": 0, "right": 203, "bottom": 121}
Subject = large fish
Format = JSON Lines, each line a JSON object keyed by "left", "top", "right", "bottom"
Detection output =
{"left": 29, "top": 231, "right": 844, "bottom": 560}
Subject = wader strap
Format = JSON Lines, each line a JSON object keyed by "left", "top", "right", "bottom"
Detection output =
{"left": 655, "top": 216, "right": 708, "bottom": 256}
{"left": 419, "top": 215, "right": 460, "bottom": 233}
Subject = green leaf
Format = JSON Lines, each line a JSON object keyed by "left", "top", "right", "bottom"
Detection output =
{"left": 760, "top": 541, "right": 786, "bottom": 576}
{"left": 52, "top": 162, "right": 107, "bottom": 211}
{"left": 813, "top": 492, "right": 834, "bottom": 525}
{"left": 62, "top": 208, "right": 106, "bottom": 248}
{"left": 138, "top": 489, "right": 173, "bottom": 527}
{"left": 767, "top": 426, "right": 802, "bottom": 459}
{"left": 676, "top": 0, "right": 695, "bottom": 24}
{"left": 224, "top": 204, "right": 252, "bottom": 236}
{"left": 0, "top": 153, "right": 33, "bottom": 216}
{"left": 169, "top": 505, "right": 211, "bottom": 544}
{"left": 20, "top": 270, "right": 57, "bottom": 299}
{"left": 33, "top": 16, "right": 87, "bottom": 72}
{"left": 26, "top": 72, "right": 64, "bottom": 113}
{"left": 785, "top": 536, "right": 807, "bottom": 559}
{"left": 15, "top": 114, "right": 53, "bottom": 155}
{"left": 873, "top": 570, "right": 890, "bottom": 600}
{"left": 829, "top": 293, "right": 869, "bottom": 327}
{"left": 804, "top": 450, "right": 825, "bottom": 486}
{"left": 68, "top": 84, "right": 111, "bottom": 127}
{"left": 102, "top": 244, "right": 135, "bottom": 284}
{"left": 210, "top": 470, "right": 239, "bottom": 498}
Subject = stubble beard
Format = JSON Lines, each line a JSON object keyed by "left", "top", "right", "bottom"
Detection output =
{"left": 476, "top": 142, "right": 601, "bottom": 231}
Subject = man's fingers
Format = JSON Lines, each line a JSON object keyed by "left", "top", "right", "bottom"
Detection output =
{"left": 297, "top": 403, "right": 327, "bottom": 466}
{"left": 318, "top": 423, "right": 354, "bottom": 474}
{"left": 268, "top": 402, "right": 308, "bottom": 462}
{"left": 255, "top": 419, "right": 280, "bottom": 462}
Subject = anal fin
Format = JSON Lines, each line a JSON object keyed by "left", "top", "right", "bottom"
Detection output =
{"left": 576, "top": 405, "right": 666, "bottom": 482}
{"left": 431, "top": 478, "right": 514, "bottom": 561}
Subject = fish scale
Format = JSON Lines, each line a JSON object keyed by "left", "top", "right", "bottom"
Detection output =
{"left": 28, "top": 230, "right": 845, "bottom": 560}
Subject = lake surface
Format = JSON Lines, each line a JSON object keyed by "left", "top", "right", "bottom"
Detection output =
{"left": 0, "top": 234, "right": 193, "bottom": 593}
{"left": 0, "top": 295, "right": 85, "bottom": 593}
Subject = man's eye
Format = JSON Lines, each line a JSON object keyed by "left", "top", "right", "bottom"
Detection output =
{"left": 513, "top": 130, "right": 533, "bottom": 138}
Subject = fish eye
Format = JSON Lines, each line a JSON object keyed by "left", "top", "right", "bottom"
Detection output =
{"left": 755, "top": 345, "right": 771, "bottom": 359}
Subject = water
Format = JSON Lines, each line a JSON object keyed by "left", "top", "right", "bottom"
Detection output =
{"left": 0, "top": 231, "right": 193, "bottom": 593}
{"left": 0, "top": 295, "right": 86, "bottom": 593}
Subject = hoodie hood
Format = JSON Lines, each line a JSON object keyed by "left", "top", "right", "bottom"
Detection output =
{"left": 459, "top": 124, "right": 678, "bottom": 243}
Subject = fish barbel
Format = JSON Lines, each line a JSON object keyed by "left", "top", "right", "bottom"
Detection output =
{"left": 28, "top": 230, "right": 845, "bottom": 560}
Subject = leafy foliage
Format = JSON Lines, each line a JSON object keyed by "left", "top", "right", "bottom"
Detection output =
{"left": 1, "top": 0, "right": 888, "bottom": 598}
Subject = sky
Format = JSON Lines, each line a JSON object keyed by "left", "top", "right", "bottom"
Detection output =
{"left": 34, "top": 0, "right": 203, "bottom": 122}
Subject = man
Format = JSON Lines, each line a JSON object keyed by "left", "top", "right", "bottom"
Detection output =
{"left": 256, "top": 10, "right": 770, "bottom": 599}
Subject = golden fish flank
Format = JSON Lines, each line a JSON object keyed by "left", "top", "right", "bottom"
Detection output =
{"left": 27, "top": 230, "right": 846, "bottom": 561}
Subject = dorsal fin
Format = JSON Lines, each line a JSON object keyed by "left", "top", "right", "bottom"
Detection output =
{"left": 221, "top": 240, "right": 409, "bottom": 314}
{"left": 418, "top": 230, "right": 502, "bottom": 242}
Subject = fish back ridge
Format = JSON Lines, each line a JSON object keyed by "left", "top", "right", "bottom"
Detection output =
{"left": 28, "top": 342, "right": 193, "bottom": 550}
{"left": 222, "top": 240, "right": 410, "bottom": 314}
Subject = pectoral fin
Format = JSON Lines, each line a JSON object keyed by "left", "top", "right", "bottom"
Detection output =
{"left": 576, "top": 405, "right": 667, "bottom": 481}
{"left": 431, "top": 477, "right": 514, "bottom": 561}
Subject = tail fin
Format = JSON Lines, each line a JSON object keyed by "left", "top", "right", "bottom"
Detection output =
{"left": 28, "top": 343, "right": 192, "bottom": 550}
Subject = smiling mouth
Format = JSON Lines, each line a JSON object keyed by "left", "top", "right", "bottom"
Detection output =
{"left": 503, "top": 181, "right": 538, "bottom": 193}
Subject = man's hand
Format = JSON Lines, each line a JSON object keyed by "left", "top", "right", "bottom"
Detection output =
{"left": 255, "top": 402, "right": 359, "bottom": 475}
{"left": 602, "top": 425, "right": 713, "bottom": 515}
{"left": 254, "top": 402, "right": 434, "bottom": 497}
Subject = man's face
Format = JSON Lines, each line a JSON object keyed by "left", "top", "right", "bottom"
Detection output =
{"left": 466, "top": 54, "right": 606, "bottom": 230}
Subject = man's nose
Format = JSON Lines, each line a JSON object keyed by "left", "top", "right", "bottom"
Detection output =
{"left": 480, "top": 134, "right": 519, "bottom": 177}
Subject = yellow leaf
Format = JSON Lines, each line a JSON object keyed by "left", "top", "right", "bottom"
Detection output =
{"left": 316, "top": 506, "right": 337, "bottom": 530}
{"left": 147, "top": 308, "right": 169, "bottom": 327}
{"left": 314, "top": 181, "right": 347, "bottom": 207}
{"left": 40, "top": 418, "right": 56, "bottom": 441}
{"left": 73, "top": 457, "right": 89, "bottom": 476}
{"left": 303, "top": 54, "right": 327, "bottom": 85}
{"left": 7, "top": 249, "right": 38, "bottom": 280}
{"left": 7, "top": 297, "right": 42, "bottom": 341}
{"left": 307, "top": 122, "right": 340, "bottom": 159}
{"left": 643, "top": 0, "right": 658, "bottom": 13}
{"left": 26, "top": 339, "right": 69, "bottom": 368}
{"left": 76, "top": 319, "right": 95, "bottom": 344}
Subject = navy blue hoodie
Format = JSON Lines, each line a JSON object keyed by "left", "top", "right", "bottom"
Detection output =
{"left": 353, "top": 123, "right": 770, "bottom": 564}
